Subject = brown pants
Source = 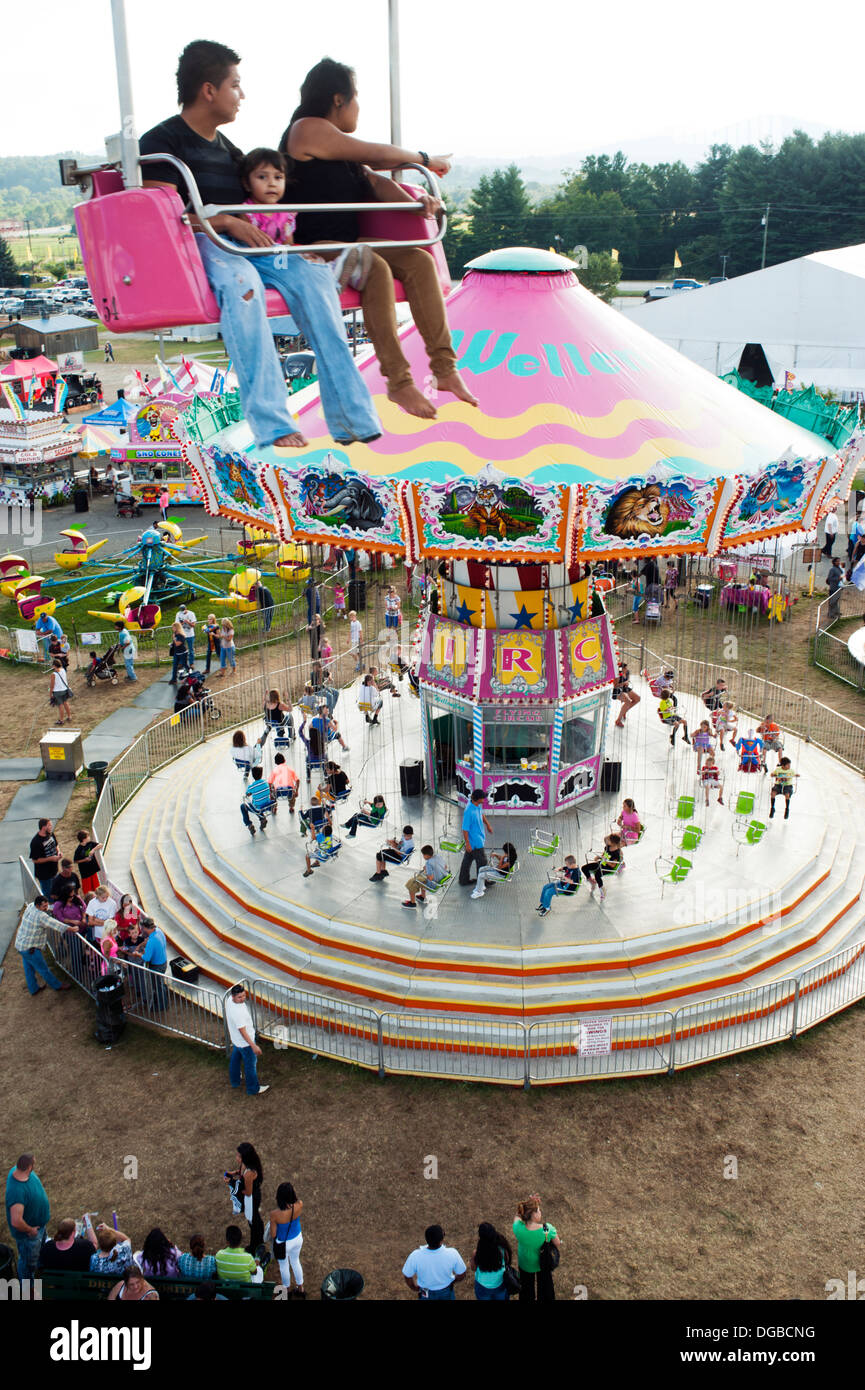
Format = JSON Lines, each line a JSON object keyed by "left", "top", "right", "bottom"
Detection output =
{"left": 314, "top": 242, "right": 456, "bottom": 390}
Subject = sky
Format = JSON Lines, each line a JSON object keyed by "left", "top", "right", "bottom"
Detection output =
{"left": 2, "top": 0, "right": 863, "bottom": 163}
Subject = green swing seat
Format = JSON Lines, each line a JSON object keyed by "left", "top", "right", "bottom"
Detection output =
{"left": 438, "top": 836, "right": 462, "bottom": 853}
{"left": 656, "top": 855, "right": 693, "bottom": 892}
{"left": 676, "top": 795, "right": 695, "bottom": 820}
{"left": 745, "top": 819, "right": 767, "bottom": 846}
{"left": 530, "top": 829, "right": 560, "bottom": 858}
{"left": 734, "top": 790, "right": 755, "bottom": 816}
{"left": 677, "top": 824, "right": 704, "bottom": 853}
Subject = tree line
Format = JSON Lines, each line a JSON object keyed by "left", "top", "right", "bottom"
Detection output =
{"left": 443, "top": 130, "right": 865, "bottom": 287}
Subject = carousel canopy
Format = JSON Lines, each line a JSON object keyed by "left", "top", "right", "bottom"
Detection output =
{"left": 184, "top": 248, "right": 863, "bottom": 563}
{"left": 284, "top": 246, "right": 831, "bottom": 487}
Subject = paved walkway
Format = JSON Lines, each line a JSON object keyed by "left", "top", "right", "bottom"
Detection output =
{"left": 0, "top": 673, "right": 176, "bottom": 964}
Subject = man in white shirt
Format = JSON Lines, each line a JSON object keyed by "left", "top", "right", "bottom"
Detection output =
{"left": 176, "top": 604, "right": 198, "bottom": 667}
{"left": 226, "top": 983, "right": 269, "bottom": 1096}
{"left": 85, "top": 885, "right": 118, "bottom": 943}
{"left": 402, "top": 1225, "right": 466, "bottom": 1300}
{"left": 822, "top": 508, "right": 838, "bottom": 559}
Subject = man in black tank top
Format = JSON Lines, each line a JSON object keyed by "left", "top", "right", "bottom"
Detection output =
{"left": 139, "top": 41, "right": 380, "bottom": 449}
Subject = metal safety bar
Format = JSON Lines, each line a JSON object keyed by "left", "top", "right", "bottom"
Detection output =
{"left": 59, "top": 146, "right": 448, "bottom": 258}
{"left": 137, "top": 151, "right": 446, "bottom": 256}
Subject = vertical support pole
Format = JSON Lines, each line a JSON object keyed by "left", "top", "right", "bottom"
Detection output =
{"left": 790, "top": 979, "right": 800, "bottom": 1039}
{"left": 388, "top": 0, "right": 402, "bottom": 148}
{"left": 472, "top": 705, "right": 484, "bottom": 793}
{"left": 110, "top": 0, "right": 141, "bottom": 188}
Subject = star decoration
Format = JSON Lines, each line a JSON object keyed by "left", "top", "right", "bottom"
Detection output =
{"left": 510, "top": 604, "right": 535, "bottom": 630}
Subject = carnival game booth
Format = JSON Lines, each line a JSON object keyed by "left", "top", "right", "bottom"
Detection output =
{"left": 0, "top": 406, "right": 80, "bottom": 504}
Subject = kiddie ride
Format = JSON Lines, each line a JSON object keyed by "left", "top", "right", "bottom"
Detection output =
{"left": 34, "top": 520, "right": 277, "bottom": 630}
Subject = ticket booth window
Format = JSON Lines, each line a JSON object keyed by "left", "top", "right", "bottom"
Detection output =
{"left": 561, "top": 710, "right": 598, "bottom": 764}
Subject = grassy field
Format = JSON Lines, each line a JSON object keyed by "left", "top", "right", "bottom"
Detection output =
{"left": 81, "top": 333, "right": 229, "bottom": 370}
{"left": 8, "top": 233, "right": 82, "bottom": 270}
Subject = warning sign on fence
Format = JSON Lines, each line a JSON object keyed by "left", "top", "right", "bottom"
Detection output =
{"left": 578, "top": 1017, "right": 612, "bottom": 1057}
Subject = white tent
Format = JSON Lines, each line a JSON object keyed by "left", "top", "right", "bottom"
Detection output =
{"left": 622, "top": 245, "right": 865, "bottom": 396}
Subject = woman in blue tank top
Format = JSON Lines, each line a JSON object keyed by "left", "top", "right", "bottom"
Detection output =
{"left": 269, "top": 1181, "right": 304, "bottom": 1298}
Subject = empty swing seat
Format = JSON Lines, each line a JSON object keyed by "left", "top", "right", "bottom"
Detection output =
{"left": 675, "top": 794, "right": 695, "bottom": 820}
{"left": 656, "top": 855, "right": 693, "bottom": 889}
{"left": 530, "top": 829, "right": 560, "bottom": 858}
{"left": 675, "top": 824, "right": 704, "bottom": 853}
{"left": 745, "top": 819, "right": 767, "bottom": 846}
{"left": 734, "top": 791, "right": 755, "bottom": 816}
{"left": 75, "top": 171, "right": 451, "bottom": 333}
{"left": 439, "top": 833, "right": 463, "bottom": 853}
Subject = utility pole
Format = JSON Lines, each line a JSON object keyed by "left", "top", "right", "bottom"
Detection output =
{"left": 760, "top": 204, "right": 770, "bottom": 270}
{"left": 720, "top": 252, "right": 729, "bottom": 278}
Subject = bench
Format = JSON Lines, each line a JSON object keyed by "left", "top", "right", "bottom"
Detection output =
{"left": 36, "top": 1268, "right": 278, "bottom": 1301}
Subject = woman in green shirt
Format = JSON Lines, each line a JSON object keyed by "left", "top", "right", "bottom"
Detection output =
{"left": 513, "top": 1193, "right": 561, "bottom": 1302}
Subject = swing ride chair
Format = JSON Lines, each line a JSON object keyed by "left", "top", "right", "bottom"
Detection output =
{"left": 529, "top": 828, "right": 561, "bottom": 859}
{"left": 63, "top": 151, "right": 449, "bottom": 333}
{"left": 546, "top": 868, "right": 581, "bottom": 902}
{"left": 670, "top": 793, "right": 703, "bottom": 853}
{"left": 655, "top": 854, "right": 694, "bottom": 896}
{"left": 733, "top": 815, "right": 769, "bottom": 857}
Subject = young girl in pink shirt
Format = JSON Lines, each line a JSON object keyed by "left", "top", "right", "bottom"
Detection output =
{"left": 239, "top": 149, "right": 371, "bottom": 291}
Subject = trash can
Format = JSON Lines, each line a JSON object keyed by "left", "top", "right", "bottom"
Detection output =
{"left": 40, "top": 728, "right": 84, "bottom": 780}
{"left": 94, "top": 971, "right": 126, "bottom": 1044}
{"left": 74, "top": 488, "right": 89, "bottom": 514}
{"left": 321, "top": 1268, "right": 364, "bottom": 1301}
{"left": 399, "top": 757, "right": 424, "bottom": 797}
{"left": 348, "top": 577, "right": 366, "bottom": 612}
{"left": 88, "top": 760, "right": 109, "bottom": 798}
{"left": 695, "top": 584, "right": 714, "bottom": 610}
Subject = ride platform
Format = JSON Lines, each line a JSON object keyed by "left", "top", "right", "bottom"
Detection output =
{"left": 106, "top": 669, "right": 865, "bottom": 1022}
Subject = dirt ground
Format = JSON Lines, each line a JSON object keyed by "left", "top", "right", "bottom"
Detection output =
{"left": 1, "top": 949, "right": 864, "bottom": 1301}
{"left": 0, "top": 659, "right": 169, "bottom": 844}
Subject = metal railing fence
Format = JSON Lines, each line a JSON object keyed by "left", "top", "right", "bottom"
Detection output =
{"left": 18, "top": 856, "right": 225, "bottom": 1049}
{"left": 15, "top": 845, "right": 865, "bottom": 1086}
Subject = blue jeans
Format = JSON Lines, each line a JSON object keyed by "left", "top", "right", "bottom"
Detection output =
{"left": 196, "top": 236, "right": 381, "bottom": 447}
{"left": 229, "top": 1043, "right": 261, "bottom": 1095}
{"left": 14, "top": 1225, "right": 46, "bottom": 1281}
{"left": 539, "top": 882, "right": 558, "bottom": 913}
{"left": 475, "top": 1279, "right": 508, "bottom": 1300}
{"left": 144, "top": 960, "right": 168, "bottom": 1011}
{"left": 19, "top": 946, "right": 64, "bottom": 994}
{"left": 186, "top": 637, "right": 195, "bottom": 666}
{"left": 240, "top": 801, "right": 270, "bottom": 829}
{"left": 220, "top": 644, "right": 236, "bottom": 670}
{"left": 123, "top": 652, "right": 137, "bottom": 681}
{"left": 170, "top": 651, "right": 187, "bottom": 682}
{"left": 419, "top": 1284, "right": 455, "bottom": 1300}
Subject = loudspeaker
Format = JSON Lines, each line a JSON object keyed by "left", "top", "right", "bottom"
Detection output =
{"left": 600, "top": 759, "right": 621, "bottom": 793}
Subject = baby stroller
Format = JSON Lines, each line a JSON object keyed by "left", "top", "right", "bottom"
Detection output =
{"left": 173, "top": 667, "right": 221, "bottom": 721}
{"left": 85, "top": 644, "right": 119, "bottom": 687}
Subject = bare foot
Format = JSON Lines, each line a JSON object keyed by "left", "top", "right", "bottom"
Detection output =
{"left": 435, "top": 370, "right": 478, "bottom": 407}
{"left": 387, "top": 383, "right": 437, "bottom": 420}
{"left": 272, "top": 431, "right": 308, "bottom": 449}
